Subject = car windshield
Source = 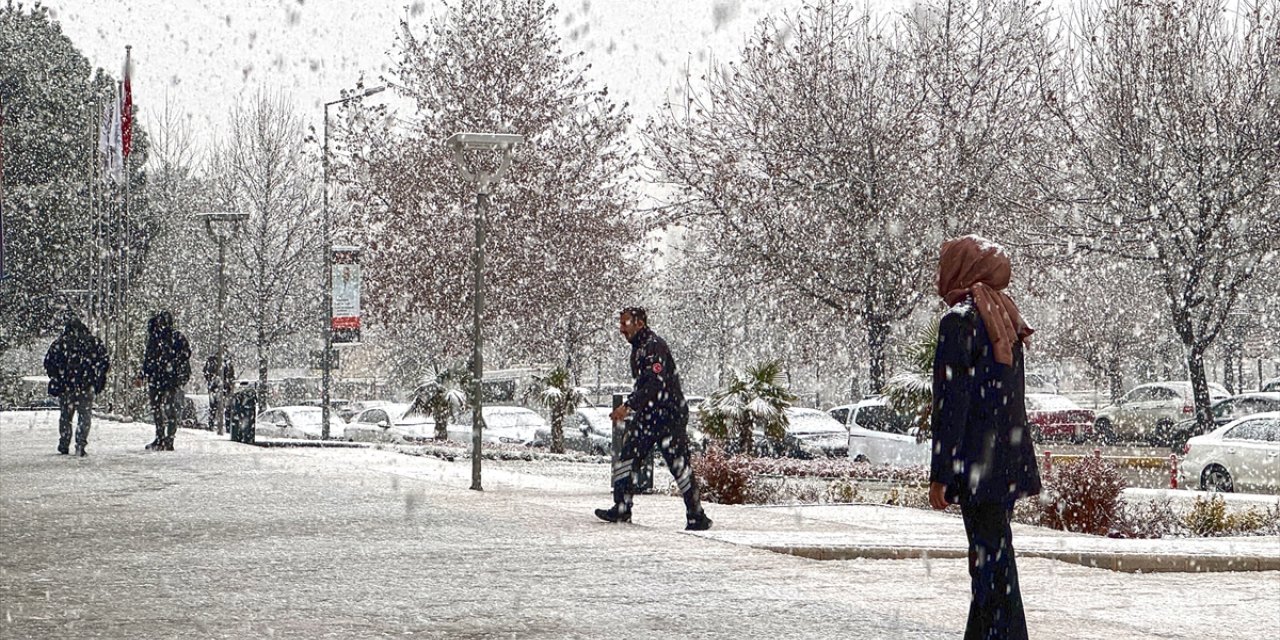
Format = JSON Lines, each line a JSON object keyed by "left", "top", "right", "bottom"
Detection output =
{"left": 786, "top": 409, "right": 845, "bottom": 434}
{"left": 1026, "top": 394, "right": 1077, "bottom": 411}
{"left": 484, "top": 408, "right": 541, "bottom": 429}
{"left": 290, "top": 408, "right": 325, "bottom": 425}
{"left": 856, "top": 404, "right": 914, "bottom": 434}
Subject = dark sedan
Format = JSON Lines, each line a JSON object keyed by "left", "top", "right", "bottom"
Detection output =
{"left": 1168, "top": 391, "right": 1280, "bottom": 449}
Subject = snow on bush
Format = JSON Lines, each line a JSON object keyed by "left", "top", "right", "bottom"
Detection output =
{"left": 1039, "top": 455, "right": 1126, "bottom": 535}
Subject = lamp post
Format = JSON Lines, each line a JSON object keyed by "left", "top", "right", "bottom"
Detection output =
{"left": 321, "top": 85, "right": 384, "bottom": 439}
{"left": 445, "top": 132, "right": 524, "bottom": 491}
{"left": 197, "top": 211, "right": 249, "bottom": 435}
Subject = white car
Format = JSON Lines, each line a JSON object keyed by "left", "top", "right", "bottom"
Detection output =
{"left": 1180, "top": 412, "right": 1280, "bottom": 494}
{"left": 455, "top": 406, "right": 547, "bottom": 446}
{"left": 254, "top": 405, "right": 348, "bottom": 440}
{"left": 345, "top": 403, "right": 438, "bottom": 443}
{"left": 1094, "top": 381, "right": 1230, "bottom": 445}
{"left": 783, "top": 407, "right": 848, "bottom": 458}
{"left": 844, "top": 396, "right": 928, "bottom": 467}
{"left": 532, "top": 406, "right": 614, "bottom": 454}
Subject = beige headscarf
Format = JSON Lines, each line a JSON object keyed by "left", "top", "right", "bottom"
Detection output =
{"left": 937, "top": 235, "right": 1034, "bottom": 366}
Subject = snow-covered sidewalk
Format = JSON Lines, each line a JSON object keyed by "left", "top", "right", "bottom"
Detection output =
{"left": 2, "top": 411, "right": 1277, "bottom": 639}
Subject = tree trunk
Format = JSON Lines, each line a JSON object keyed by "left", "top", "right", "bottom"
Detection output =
{"left": 865, "top": 314, "right": 891, "bottom": 393}
{"left": 433, "top": 407, "right": 448, "bottom": 441}
{"left": 736, "top": 416, "right": 754, "bottom": 456}
{"left": 550, "top": 402, "right": 565, "bottom": 454}
{"left": 1186, "top": 347, "right": 1214, "bottom": 433}
{"left": 1107, "top": 354, "right": 1124, "bottom": 404}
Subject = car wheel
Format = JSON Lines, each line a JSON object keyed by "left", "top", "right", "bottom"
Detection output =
{"left": 852, "top": 453, "right": 869, "bottom": 463}
{"left": 1094, "top": 418, "right": 1115, "bottom": 445}
{"left": 1028, "top": 423, "right": 1043, "bottom": 444}
{"left": 1201, "top": 465, "right": 1234, "bottom": 493}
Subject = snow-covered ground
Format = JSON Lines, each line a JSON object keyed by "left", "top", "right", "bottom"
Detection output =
{"left": 2, "top": 410, "right": 1278, "bottom": 639}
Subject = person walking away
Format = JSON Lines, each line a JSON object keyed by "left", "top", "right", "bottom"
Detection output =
{"left": 138, "top": 311, "right": 192, "bottom": 451}
{"left": 928, "top": 235, "right": 1041, "bottom": 640}
{"left": 595, "top": 307, "right": 712, "bottom": 531}
{"left": 203, "top": 351, "right": 235, "bottom": 434}
{"left": 43, "top": 315, "right": 110, "bottom": 456}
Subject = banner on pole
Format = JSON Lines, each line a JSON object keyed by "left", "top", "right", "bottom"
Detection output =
{"left": 331, "top": 247, "right": 361, "bottom": 344}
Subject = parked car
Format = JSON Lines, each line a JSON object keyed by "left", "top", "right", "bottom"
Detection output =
{"left": 1179, "top": 412, "right": 1280, "bottom": 494}
{"left": 178, "top": 393, "right": 211, "bottom": 430}
{"left": 455, "top": 406, "right": 547, "bottom": 445}
{"left": 1025, "top": 372, "right": 1058, "bottom": 395}
{"left": 725, "top": 407, "right": 848, "bottom": 459}
{"left": 1168, "top": 392, "right": 1280, "bottom": 450}
{"left": 532, "top": 407, "right": 612, "bottom": 454}
{"left": 345, "top": 403, "right": 438, "bottom": 443}
{"left": 1093, "top": 381, "right": 1230, "bottom": 445}
{"left": 843, "top": 395, "right": 928, "bottom": 467}
{"left": 339, "top": 399, "right": 392, "bottom": 423}
{"left": 1025, "top": 393, "right": 1095, "bottom": 443}
{"left": 1262, "top": 377, "right": 1280, "bottom": 393}
{"left": 254, "top": 405, "right": 348, "bottom": 440}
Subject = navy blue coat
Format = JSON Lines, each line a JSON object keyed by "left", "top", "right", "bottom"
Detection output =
{"left": 624, "top": 327, "right": 688, "bottom": 431}
{"left": 930, "top": 298, "right": 1041, "bottom": 505}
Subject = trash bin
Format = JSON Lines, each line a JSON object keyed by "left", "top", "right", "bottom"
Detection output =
{"left": 229, "top": 384, "right": 258, "bottom": 444}
{"left": 612, "top": 393, "right": 654, "bottom": 493}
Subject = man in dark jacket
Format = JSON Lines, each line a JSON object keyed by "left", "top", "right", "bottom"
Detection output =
{"left": 139, "top": 311, "right": 191, "bottom": 451}
{"left": 929, "top": 235, "right": 1040, "bottom": 640}
{"left": 595, "top": 307, "right": 712, "bottom": 531}
{"left": 203, "top": 351, "right": 235, "bottom": 434}
{"left": 43, "top": 315, "right": 110, "bottom": 456}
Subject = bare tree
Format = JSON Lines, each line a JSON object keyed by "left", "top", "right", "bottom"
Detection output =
{"left": 207, "top": 91, "right": 322, "bottom": 383}
{"left": 645, "top": 0, "right": 1056, "bottom": 391}
{"left": 1040, "top": 0, "right": 1280, "bottom": 429}
{"left": 337, "top": 0, "right": 643, "bottom": 379}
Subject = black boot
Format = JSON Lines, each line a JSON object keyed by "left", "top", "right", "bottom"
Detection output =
{"left": 145, "top": 439, "right": 162, "bottom": 451}
{"left": 75, "top": 445, "right": 87, "bottom": 457}
{"left": 58, "top": 441, "right": 70, "bottom": 455}
{"left": 594, "top": 506, "right": 631, "bottom": 523}
{"left": 161, "top": 437, "right": 174, "bottom": 451}
{"left": 685, "top": 511, "right": 713, "bottom": 531}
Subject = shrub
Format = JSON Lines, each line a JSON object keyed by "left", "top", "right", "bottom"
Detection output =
{"left": 691, "top": 442, "right": 753, "bottom": 505}
{"left": 1040, "top": 455, "right": 1126, "bottom": 535}
{"left": 1109, "top": 497, "right": 1181, "bottom": 539}
{"left": 823, "top": 478, "right": 864, "bottom": 503}
{"left": 1185, "top": 496, "right": 1280, "bottom": 537}
{"left": 1184, "top": 495, "right": 1229, "bottom": 536}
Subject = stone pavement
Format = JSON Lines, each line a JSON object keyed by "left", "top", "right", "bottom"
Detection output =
{"left": 2, "top": 414, "right": 1278, "bottom": 639}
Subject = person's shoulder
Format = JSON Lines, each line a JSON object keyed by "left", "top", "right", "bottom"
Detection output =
{"left": 939, "top": 298, "right": 976, "bottom": 330}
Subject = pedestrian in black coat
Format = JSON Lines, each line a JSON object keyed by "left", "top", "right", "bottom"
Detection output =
{"left": 595, "top": 307, "right": 712, "bottom": 531}
{"left": 929, "top": 235, "right": 1041, "bottom": 640}
{"left": 138, "top": 311, "right": 191, "bottom": 451}
{"left": 43, "top": 316, "right": 110, "bottom": 456}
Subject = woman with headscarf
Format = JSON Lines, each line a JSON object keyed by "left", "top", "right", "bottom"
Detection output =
{"left": 928, "top": 235, "right": 1041, "bottom": 640}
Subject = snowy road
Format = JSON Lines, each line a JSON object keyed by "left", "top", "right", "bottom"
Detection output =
{"left": 1, "top": 411, "right": 1277, "bottom": 639}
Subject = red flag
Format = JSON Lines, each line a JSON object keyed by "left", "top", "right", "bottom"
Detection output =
{"left": 121, "top": 46, "right": 133, "bottom": 158}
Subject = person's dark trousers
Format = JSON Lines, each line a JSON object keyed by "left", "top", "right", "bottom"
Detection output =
{"left": 960, "top": 501, "right": 1028, "bottom": 640}
{"left": 58, "top": 392, "right": 93, "bottom": 454}
{"left": 612, "top": 419, "right": 702, "bottom": 517}
{"left": 148, "top": 386, "right": 182, "bottom": 448}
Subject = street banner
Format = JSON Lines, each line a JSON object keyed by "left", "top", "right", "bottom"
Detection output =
{"left": 331, "top": 247, "right": 361, "bottom": 344}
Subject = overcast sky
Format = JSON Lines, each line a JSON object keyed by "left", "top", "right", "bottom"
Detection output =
{"left": 41, "top": 0, "right": 925, "bottom": 149}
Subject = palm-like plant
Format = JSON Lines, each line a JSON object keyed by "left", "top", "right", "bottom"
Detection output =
{"left": 882, "top": 318, "right": 938, "bottom": 435}
{"left": 531, "top": 367, "right": 586, "bottom": 454}
{"left": 700, "top": 359, "right": 797, "bottom": 454}
{"left": 414, "top": 369, "right": 467, "bottom": 441}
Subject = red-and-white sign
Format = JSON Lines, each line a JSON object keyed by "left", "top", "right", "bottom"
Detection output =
{"left": 332, "top": 247, "right": 361, "bottom": 344}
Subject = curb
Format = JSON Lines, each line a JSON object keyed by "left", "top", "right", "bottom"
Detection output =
{"left": 753, "top": 542, "right": 1280, "bottom": 573}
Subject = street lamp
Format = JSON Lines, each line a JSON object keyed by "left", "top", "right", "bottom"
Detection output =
{"left": 321, "top": 85, "right": 384, "bottom": 439}
{"left": 197, "top": 211, "right": 249, "bottom": 435}
{"left": 445, "top": 131, "right": 524, "bottom": 491}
